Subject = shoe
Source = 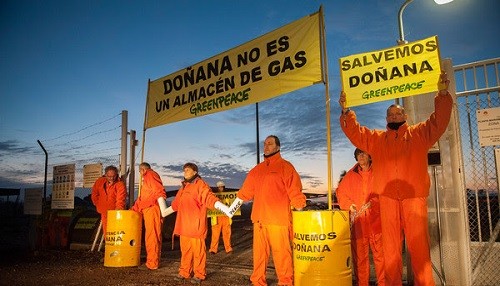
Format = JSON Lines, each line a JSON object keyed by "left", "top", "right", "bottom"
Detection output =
{"left": 190, "top": 277, "right": 202, "bottom": 285}
{"left": 209, "top": 251, "right": 216, "bottom": 255}
{"left": 174, "top": 274, "right": 187, "bottom": 282}
{"left": 226, "top": 250, "right": 233, "bottom": 255}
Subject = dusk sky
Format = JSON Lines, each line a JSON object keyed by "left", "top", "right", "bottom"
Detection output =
{"left": 1, "top": 0, "right": 499, "bottom": 197}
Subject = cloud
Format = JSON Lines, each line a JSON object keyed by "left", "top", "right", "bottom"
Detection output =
{"left": 154, "top": 160, "right": 250, "bottom": 190}
{"left": 0, "top": 140, "right": 36, "bottom": 154}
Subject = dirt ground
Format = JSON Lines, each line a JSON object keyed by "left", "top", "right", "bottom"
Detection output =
{"left": 0, "top": 219, "right": 279, "bottom": 286}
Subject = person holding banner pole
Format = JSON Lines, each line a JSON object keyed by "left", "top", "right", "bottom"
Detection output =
{"left": 131, "top": 162, "right": 167, "bottom": 270}
{"left": 338, "top": 71, "right": 452, "bottom": 286}
{"left": 91, "top": 165, "right": 127, "bottom": 239}
{"left": 226, "top": 135, "right": 307, "bottom": 286}
{"left": 209, "top": 180, "right": 233, "bottom": 255}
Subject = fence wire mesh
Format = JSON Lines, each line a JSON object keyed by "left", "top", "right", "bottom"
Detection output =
{"left": 454, "top": 58, "right": 500, "bottom": 286}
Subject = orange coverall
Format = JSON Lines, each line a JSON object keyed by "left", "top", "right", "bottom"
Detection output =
{"left": 91, "top": 176, "right": 127, "bottom": 235}
{"left": 336, "top": 163, "right": 385, "bottom": 286}
{"left": 171, "top": 176, "right": 220, "bottom": 280}
{"left": 209, "top": 215, "right": 232, "bottom": 253}
{"left": 237, "top": 152, "right": 306, "bottom": 286}
{"left": 131, "top": 169, "right": 166, "bottom": 270}
{"left": 340, "top": 92, "right": 452, "bottom": 285}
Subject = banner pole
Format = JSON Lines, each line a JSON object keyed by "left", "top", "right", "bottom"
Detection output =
{"left": 138, "top": 79, "right": 151, "bottom": 196}
{"left": 319, "top": 5, "right": 333, "bottom": 210}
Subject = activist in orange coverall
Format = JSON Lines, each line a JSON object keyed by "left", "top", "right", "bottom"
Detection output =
{"left": 131, "top": 162, "right": 166, "bottom": 270}
{"left": 231, "top": 135, "right": 306, "bottom": 286}
{"left": 339, "top": 71, "right": 452, "bottom": 286}
{"left": 91, "top": 165, "right": 127, "bottom": 236}
{"left": 171, "top": 162, "right": 225, "bottom": 285}
{"left": 209, "top": 180, "right": 233, "bottom": 254}
{"left": 336, "top": 148, "right": 385, "bottom": 286}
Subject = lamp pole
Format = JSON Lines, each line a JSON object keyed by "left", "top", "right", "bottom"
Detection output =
{"left": 397, "top": 0, "right": 414, "bottom": 45}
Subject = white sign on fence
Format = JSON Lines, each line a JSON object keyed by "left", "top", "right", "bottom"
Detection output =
{"left": 83, "top": 163, "right": 102, "bottom": 188}
{"left": 52, "top": 163, "right": 75, "bottom": 209}
{"left": 477, "top": 107, "right": 500, "bottom": 147}
{"left": 24, "top": 188, "right": 43, "bottom": 215}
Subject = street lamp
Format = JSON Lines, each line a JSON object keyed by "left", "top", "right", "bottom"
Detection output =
{"left": 398, "top": 0, "right": 454, "bottom": 45}
{"left": 435, "top": 0, "right": 453, "bottom": 4}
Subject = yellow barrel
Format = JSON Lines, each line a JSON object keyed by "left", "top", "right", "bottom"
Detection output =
{"left": 104, "top": 210, "right": 142, "bottom": 267}
{"left": 292, "top": 210, "right": 352, "bottom": 286}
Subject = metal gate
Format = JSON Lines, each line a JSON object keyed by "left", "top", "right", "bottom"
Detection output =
{"left": 454, "top": 58, "right": 500, "bottom": 286}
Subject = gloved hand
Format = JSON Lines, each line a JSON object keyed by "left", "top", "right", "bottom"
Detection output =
{"left": 227, "top": 197, "right": 243, "bottom": 218}
{"left": 161, "top": 206, "right": 174, "bottom": 217}
{"left": 157, "top": 197, "right": 175, "bottom": 217}
{"left": 214, "top": 201, "right": 231, "bottom": 217}
{"left": 349, "top": 204, "right": 357, "bottom": 213}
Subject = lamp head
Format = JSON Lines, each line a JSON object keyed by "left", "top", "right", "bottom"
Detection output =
{"left": 434, "top": 0, "right": 453, "bottom": 4}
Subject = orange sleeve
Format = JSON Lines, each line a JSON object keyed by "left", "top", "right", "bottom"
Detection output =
{"left": 339, "top": 111, "right": 376, "bottom": 154}
{"left": 198, "top": 180, "right": 220, "bottom": 209}
{"left": 283, "top": 161, "right": 306, "bottom": 210}
{"left": 91, "top": 186, "right": 99, "bottom": 206}
{"left": 237, "top": 170, "right": 256, "bottom": 202}
{"left": 417, "top": 92, "right": 453, "bottom": 146}
{"left": 91, "top": 177, "right": 107, "bottom": 213}
{"left": 171, "top": 187, "right": 181, "bottom": 212}
{"left": 336, "top": 172, "right": 356, "bottom": 210}
{"left": 91, "top": 177, "right": 104, "bottom": 206}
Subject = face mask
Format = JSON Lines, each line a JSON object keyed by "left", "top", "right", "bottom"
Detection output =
{"left": 263, "top": 150, "right": 279, "bottom": 158}
{"left": 387, "top": 121, "right": 405, "bottom": 130}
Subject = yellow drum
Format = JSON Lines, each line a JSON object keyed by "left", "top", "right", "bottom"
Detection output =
{"left": 293, "top": 210, "right": 352, "bottom": 286}
{"left": 104, "top": 210, "right": 142, "bottom": 267}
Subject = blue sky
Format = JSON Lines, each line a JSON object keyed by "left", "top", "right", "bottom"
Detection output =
{"left": 1, "top": 0, "right": 499, "bottom": 196}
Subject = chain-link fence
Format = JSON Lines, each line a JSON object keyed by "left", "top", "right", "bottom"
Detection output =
{"left": 454, "top": 58, "right": 500, "bottom": 286}
{"left": 0, "top": 112, "right": 125, "bottom": 252}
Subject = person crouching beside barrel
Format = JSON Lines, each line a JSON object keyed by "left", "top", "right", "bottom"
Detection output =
{"left": 91, "top": 165, "right": 127, "bottom": 241}
{"left": 336, "top": 148, "right": 385, "bottom": 286}
{"left": 131, "top": 162, "right": 167, "bottom": 271}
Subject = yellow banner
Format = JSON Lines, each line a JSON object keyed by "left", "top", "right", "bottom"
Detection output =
{"left": 339, "top": 35, "right": 442, "bottom": 107}
{"left": 145, "top": 11, "right": 322, "bottom": 129}
{"left": 207, "top": 191, "right": 241, "bottom": 217}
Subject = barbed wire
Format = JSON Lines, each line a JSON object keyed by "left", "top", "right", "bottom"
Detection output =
{"left": 42, "top": 113, "right": 121, "bottom": 142}
{"left": 39, "top": 112, "right": 124, "bottom": 185}
{"left": 44, "top": 126, "right": 121, "bottom": 149}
